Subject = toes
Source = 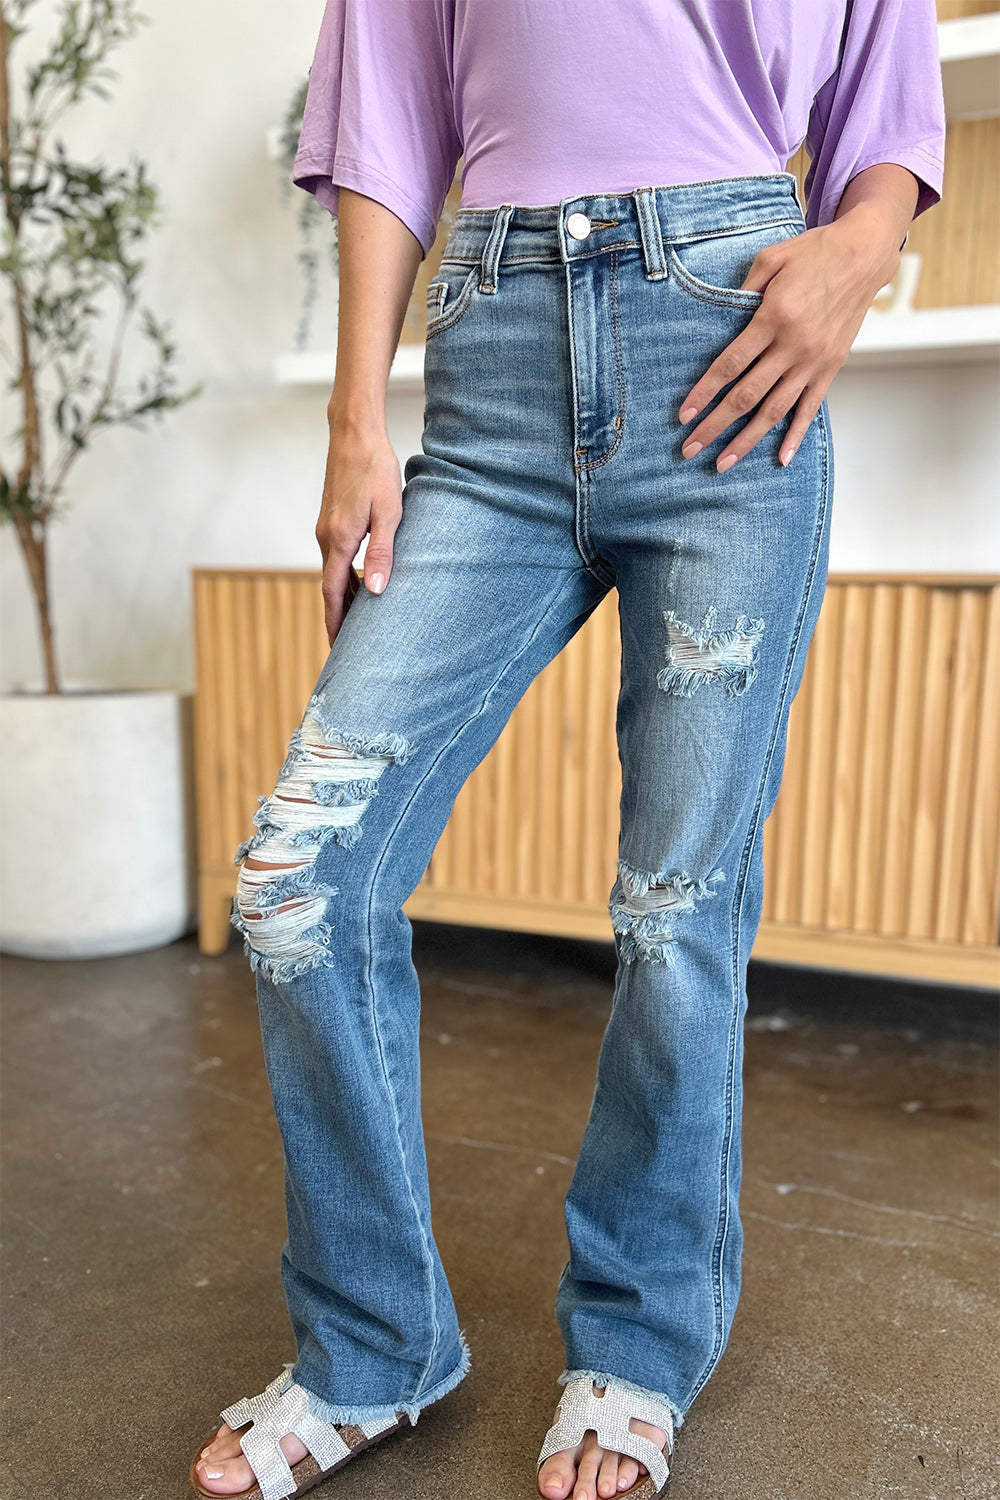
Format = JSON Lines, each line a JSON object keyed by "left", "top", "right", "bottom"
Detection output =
{"left": 538, "top": 1452, "right": 578, "bottom": 1499}
{"left": 572, "top": 1434, "right": 604, "bottom": 1500}
{"left": 195, "top": 1457, "right": 252, "bottom": 1495}
{"left": 199, "top": 1423, "right": 243, "bottom": 1463}
{"left": 596, "top": 1448, "right": 620, "bottom": 1498}
{"left": 616, "top": 1456, "right": 640, "bottom": 1490}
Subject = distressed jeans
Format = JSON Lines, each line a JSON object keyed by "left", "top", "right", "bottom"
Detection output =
{"left": 230, "top": 172, "right": 834, "bottom": 1435}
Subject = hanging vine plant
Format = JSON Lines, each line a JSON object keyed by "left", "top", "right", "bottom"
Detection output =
{"left": 275, "top": 77, "right": 339, "bottom": 354}
{"left": 276, "top": 74, "right": 463, "bottom": 350}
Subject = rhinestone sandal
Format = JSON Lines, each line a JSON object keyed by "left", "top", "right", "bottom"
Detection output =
{"left": 189, "top": 1367, "right": 410, "bottom": 1500}
{"left": 536, "top": 1376, "right": 675, "bottom": 1499}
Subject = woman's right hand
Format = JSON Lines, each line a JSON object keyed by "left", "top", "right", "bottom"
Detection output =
{"left": 316, "top": 416, "right": 403, "bottom": 647}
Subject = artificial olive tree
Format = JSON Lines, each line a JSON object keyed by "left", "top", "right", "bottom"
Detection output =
{"left": 0, "top": 0, "right": 201, "bottom": 692}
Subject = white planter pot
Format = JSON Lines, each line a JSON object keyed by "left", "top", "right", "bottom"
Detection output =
{"left": 0, "top": 688, "right": 196, "bottom": 959}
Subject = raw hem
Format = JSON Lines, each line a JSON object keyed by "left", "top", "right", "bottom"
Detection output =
{"left": 557, "top": 1367, "right": 685, "bottom": 1434}
{"left": 291, "top": 1329, "right": 472, "bottom": 1427}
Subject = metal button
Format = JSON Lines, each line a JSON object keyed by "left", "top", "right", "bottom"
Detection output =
{"left": 566, "top": 212, "right": 592, "bottom": 240}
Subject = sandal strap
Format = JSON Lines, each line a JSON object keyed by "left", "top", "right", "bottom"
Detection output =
{"left": 536, "top": 1377, "right": 673, "bottom": 1493}
{"left": 220, "top": 1370, "right": 351, "bottom": 1500}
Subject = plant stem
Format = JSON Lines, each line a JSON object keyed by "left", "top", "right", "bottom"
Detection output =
{"left": 0, "top": 0, "right": 59, "bottom": 692}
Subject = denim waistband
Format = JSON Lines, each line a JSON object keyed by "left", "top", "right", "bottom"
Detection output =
{"left": 442, "top": 172, "right": 805, "bottom": 285}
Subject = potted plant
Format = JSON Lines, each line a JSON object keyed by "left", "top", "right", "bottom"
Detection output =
{"left": 0, "top": 0, "right": 202, "bottom": 959}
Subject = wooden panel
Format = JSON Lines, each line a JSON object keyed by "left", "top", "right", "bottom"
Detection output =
{"left": 938, "top": 0, "right": 999, "bottom": 19}
{"left": 786, "top": 112, "right": 1000, "bottom": 310}
{"left": 759, "top": 577, "right": 1000, "bottom": 957}
{"left": 193, "top": 570, "right": 1000, "bottom": 986}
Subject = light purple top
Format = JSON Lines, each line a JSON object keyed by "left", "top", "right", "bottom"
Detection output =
{"left": 292, "top": 0, "right": 946, "bottom": 259}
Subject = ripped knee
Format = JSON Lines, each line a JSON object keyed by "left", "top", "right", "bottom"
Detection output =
{"left": 610, "top": 857, "right": 725, "bottom": 964}
{"left": 230, "top": 706, "right": 411, "bottom": 984}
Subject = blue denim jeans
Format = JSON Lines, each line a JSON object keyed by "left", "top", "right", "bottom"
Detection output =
{"left": 230, "top": 172, "right": 834, "bottom": 1436}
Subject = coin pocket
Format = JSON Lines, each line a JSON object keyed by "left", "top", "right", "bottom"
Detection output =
{"left": 425, "top": 262, "right": 481, "bottom": 338}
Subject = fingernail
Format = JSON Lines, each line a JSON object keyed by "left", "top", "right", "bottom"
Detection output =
{"left": 679, "top": 405, "right": 699, "bottom": 423}
{"left": 368, "top": 573, "right": 385, "bottom": 594}
{"left": 780, "top": 445, "right": 796, "bottom": 466}
{"left": 681, "top": 441, "right": 702, "bottom": 458}
{"left": 717, "top": 453, "right": 738, "bottom": 472}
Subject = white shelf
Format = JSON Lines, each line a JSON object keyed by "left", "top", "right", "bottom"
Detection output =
{"left": 939, "top": 13, "right": 1000, "bottom": 117}
{"left": 275, "top": 343, "right": 425, "bottom": 392}
{"left": 275, "top": 305, "right": 1000, "bottom": 389}
{"left": 847, "top": 304, "right": 1000, "bottom": 367}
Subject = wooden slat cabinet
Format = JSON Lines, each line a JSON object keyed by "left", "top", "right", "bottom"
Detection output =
{"left": 193, "top": 569, "right": 1000, "bottom": 989}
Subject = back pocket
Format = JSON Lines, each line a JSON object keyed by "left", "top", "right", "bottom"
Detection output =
{"left": 667, "top": 219, "right": 804, "bottom": 307}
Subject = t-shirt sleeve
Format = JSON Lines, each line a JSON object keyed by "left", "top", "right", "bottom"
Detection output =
{"left": 803, "top": 0, "right": 946, "bottom": 250}
{"left": 291, "top": 0, "right": 462, "bottom": 259}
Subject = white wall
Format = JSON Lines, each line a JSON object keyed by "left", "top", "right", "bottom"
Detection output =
{"left": 2, "top": 0, "right": 998, "bottom": 693}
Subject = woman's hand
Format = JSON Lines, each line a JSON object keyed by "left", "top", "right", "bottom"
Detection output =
{"left": 314, "top": 187, "right": 424, "bottom": 646}
{"left": 676, "top": 203, "right": 904, "bottom": 471}
{"left": 315, "top": 414, "right": 402, "bottom": 647}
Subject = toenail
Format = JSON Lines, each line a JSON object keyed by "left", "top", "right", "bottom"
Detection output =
{"left": 204, "top": 1468, "right": 224, "bottom": 1479}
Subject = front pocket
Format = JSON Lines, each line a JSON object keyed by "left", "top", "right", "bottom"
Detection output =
{"left": 424, "top": 262, "right": 481, "bottom": 338}
{"left": 667, "top": 219, "right": 804, "bottom": 306}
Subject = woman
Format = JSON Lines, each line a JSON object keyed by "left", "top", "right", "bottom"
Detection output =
{"left": 191, "top": 3, "right": 945, "bottom": 1498}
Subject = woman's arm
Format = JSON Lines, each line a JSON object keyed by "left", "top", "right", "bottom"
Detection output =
{"left": 315, "top": 185, "right": 423, "bottom": 646}
{"left": 831, "top": 161, "right": 920, "bottom": 256}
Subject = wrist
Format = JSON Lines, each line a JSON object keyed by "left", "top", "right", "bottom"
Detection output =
{"left": 830, "top": 200, "right": 905, "bottom": 279}
{"left": 327, "top": 395, "right": 386, "bottom": 438}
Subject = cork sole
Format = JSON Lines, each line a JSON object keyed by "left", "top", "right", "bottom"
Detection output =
{"left": 189, "top": 1411, "right": 411, "bottom": 1500}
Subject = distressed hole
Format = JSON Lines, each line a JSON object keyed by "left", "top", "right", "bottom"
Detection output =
{"left": 658, "top": 604, "right": 764, "bottom": 698}
{"left": 230, "top": 711, "right": 411, "bottom": 984}
{"left": 611, "top": 860, "right": 726, "bottom": 964}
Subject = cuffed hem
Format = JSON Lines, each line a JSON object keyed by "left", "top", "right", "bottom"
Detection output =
{"left": 557, "top": 1367, "right": 685, "bottom": 1434}
{"left": 291, "top": 1329, "right": 472, "bottom": 1428}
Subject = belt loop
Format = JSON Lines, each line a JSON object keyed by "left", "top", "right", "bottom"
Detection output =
{"left": 479, "top": 203, "right": 514, "bottom": 294}
{"left": 634, "top": 186, "right": 667, "bottom": 281}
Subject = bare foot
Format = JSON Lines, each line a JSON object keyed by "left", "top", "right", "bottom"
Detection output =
{"left": 536, "top": 1383, "right": 670, "bottom": 1500}
{"left": 194, "top": 1419, "right": 309, "bottom": 1494}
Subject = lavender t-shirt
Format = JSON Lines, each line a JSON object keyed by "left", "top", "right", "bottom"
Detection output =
{"left": 292, "top": 0, "right": 946, "bottom": 259}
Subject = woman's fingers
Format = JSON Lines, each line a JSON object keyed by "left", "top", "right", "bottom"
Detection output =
{"left": 364, "top": 495, "right": 403, "bottom": 595}
{"left": 707, "top": 365, "right": 820, "bottom": 470}
{"left": 315, "top": 428, "right": 403, "bottom": 645}
{"left": 775, "top": 380, "right": 829, "bottom": 467}
{"left": 680, "top": 347, "right": 794, "bottom": 467}
{"left": 320, "top": 552, "right": 353, "bottom": 647}
{"left": 677, "top": 315, "right": 776, "bottom": 439}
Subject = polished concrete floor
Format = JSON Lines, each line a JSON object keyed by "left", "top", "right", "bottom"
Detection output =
{"left": 2, "top": 923, "right": 997, "bottom": 1500}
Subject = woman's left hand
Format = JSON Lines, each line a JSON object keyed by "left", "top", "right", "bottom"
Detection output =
{"left": 676, "top": 207, "right": 903, "bottom": 471}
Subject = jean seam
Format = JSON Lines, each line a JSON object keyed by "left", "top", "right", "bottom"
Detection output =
{"left": 360, "top": 565, "right": 591, "bottom": 1403}
{"left": 684, "top": 397, "right": 832, "bottom": 1408}
{"left": 579, "top": 250, "right": 628, "bottom": 475}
